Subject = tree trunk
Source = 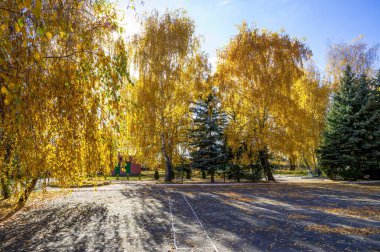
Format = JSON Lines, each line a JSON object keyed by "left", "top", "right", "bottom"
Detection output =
{"left": 161, "top": 134, "right": 172, "bottom": 182}
{"left": 302, "top": 154, "right": 312, "bottom": 172}
{"left": 264, "top": 164, "right": 275, "bottom": 182}
{"left": 186, "top": 169, "right": 191, "bottom": 179}
{"left": 289, "top": 156, "right": 296, "bottom": 171}
{"left": 210, "top": 170, "right": 215, "bottom": 183}
{"left": 18, "top": 178, "right": 38, "bottom": 206}
{"left": 312, "top": 152, "right": 319, "bottom": 173}
{"left": 259, "top": 148, "right": 275, "bottom": 182}
{"left": 250, "top": 163, "right": 254, "bottom": 182}
{"left": 1, "top": 143, "right": 12, "bottom": 199}
{"left": 236, "top": 166, "right": 240, "bottom": 183}
{"left": 164, "top": 160, "right": 172, "bottom": 182}
{"left": 201, "top": 170, "right": 206, "bottom": 179}
{"left": 0, "top": 177, "right": 38, "bottom": 222}
{"left": 117, "top": 152, "right": 122, "bottom": 171}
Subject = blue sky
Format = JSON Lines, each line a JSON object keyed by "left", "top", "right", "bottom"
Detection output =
{"left": 118, "top": 0, "right": 380, "bottom": 73}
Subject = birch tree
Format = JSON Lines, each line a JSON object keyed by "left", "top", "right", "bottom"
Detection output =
{"left": 125, "top": 10, "right": 209, "bottom": 182}
{"left": 216, "top": 22, "right": 311, "bottom": 181}
{"left": 0, "top": 0, "right": 128, "bottom": 209}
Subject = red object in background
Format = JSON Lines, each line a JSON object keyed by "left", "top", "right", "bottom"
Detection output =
{"left": 130, "top": 161, "right": 142, "bottom": 175}
{"left": 111, "top": 156, "right": 141, "bottom": 176}
{"left": 127, "top": 156, "right": 141, "bottom": 175}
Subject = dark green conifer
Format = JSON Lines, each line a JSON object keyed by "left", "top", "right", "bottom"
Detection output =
{"left": 190, "top": 93, "right": 227, "bottom": 182}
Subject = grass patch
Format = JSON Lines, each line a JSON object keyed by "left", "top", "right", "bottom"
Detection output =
{"left": 106, "top": 170, "right": 166, "bottom": 181}
{"left": 48, "top": 179, "right": 111, "bottom": 188}
{"left": 273, "top": 169, "right": 309, "bottom": 176}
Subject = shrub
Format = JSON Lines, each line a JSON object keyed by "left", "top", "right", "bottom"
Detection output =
{"left": 186, "top": 169, "right": 191, "bottom": 179}
{"left": 154, "top": 170, "right": 160, "bottom": 180}
{"left": 201, "top": 170, "right": 206, "bottom": 179}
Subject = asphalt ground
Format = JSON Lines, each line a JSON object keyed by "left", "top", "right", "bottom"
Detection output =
{"left": 1, "top": 181, "right": 380, "bottom": 251}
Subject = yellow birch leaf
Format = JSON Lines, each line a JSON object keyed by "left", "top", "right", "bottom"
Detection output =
{"left": 45, "top": 32, "right": 52, "bottom": 40}
{"left": 1, "top": 86, "right": 7, "bottom": 94}
{"left": 18, "top": 2, "right": 24, "bottom": 9}
{"left": 25, "top": 0, "right": 32, "bottom": 8}
{"left": 6, "top": 93, "right": 12, "bottom": 102}
{"left": 32, "top": 0, "right": 42, "bottom": 19}
{"left": 34, "top": 52, "right": 40, "bottom": 60}
{"left": 15, "top": 23, "right": 20, "bottom": 33}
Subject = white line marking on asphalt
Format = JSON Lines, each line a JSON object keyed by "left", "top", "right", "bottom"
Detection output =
{"left": 182, "top": 194, "right": 219, "bottom": 252}
{"left": 168, "top": 196, "right": 178, "bottom": 251}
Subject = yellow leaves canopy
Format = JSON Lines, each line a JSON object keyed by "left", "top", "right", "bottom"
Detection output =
{"left": 0, "top": 0, "right": 128, "bottom": 193}
{"left": 215, "top": 22, "right": 324, "bottom": 165}
{"left": 121, "top": 10, "right": 209, "bottom": 171}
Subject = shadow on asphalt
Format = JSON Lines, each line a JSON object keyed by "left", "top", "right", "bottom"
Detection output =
{"left": 174, "top": 185, "right": 380, "bottom": 251}
{"left": 0, "top": 183, "right": 379, "bottom": 251}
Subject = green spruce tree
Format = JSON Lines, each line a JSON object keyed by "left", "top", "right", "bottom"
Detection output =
{"left": 358, "top": 71, "right": 380, "bottom": 178}
{"left": 318, "top": 66, "right": 360, "bottom": 179}
{"left": 319, "top": 66, "right": 380, "bottom": 180}
{"left": 190, "top": 93, "right": 227, "bottom": 182}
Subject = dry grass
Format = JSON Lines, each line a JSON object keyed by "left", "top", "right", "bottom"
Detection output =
{"left": 48, "top": 180, "right": 111, "bottom": 188}
{"left": 0, "top": 199, "right": 15, "bottom": 221}
{"left": 219, "top": 192, "right": 255, "bottom": 203}
{"left": 284, "top": 192, "right": 314, "bottom": 199}
{"left": 288, "top": 213, "right": 310, "bottom": 220}
{"left": 0, "top": 190, "right": 66, "bottom": 222}
{"left": 313, "top": 206, "right": 380, "bottom": 221}
{"left": 306, "top": 224, "right": 380, "bottom": 236}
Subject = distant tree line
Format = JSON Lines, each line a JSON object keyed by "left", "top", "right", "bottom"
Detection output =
{"left": 189, "top": 66, "right": 380, "bottom": 182}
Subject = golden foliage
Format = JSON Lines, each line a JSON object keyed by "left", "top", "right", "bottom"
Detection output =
{"left": 120, "top": 10, "right": 209, "bottom": 177}
{"left": 215, "top": 22, "right": 327, "bottom": 167}
{"left": 0, "top": 0, "right": 127, "bottom": 201}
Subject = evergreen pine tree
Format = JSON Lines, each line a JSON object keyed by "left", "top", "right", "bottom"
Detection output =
{"left": 318, "top": 66, "right": 360, "bottom": 179}
{"left": 190, "top": 93, "right": 227, "bottom": 182}
{"left": 319, "top": 66, "right": 380, "bottom": 179}
{"left": 351, "top": 75, "right": 372, "bottom": 176}
{"left": 358, "top": 71, "right": 380, "bottom": 178}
